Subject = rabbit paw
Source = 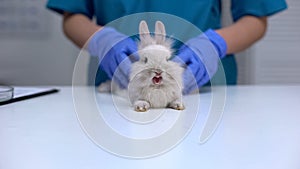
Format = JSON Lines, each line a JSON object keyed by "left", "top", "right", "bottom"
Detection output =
{"left": 168, "top": 100, "right": 185, "bottom": 110}
{"left": 134, "top": 100, "right": 150, "bottom": 112}
{"left": 98, "top": 81, "right": 111, "bottom": 93}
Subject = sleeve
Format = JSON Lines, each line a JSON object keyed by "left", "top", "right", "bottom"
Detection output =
{"left": 46, "top": 0, "right": 94, "bottom": 19}
{"left": 231, "top": 0, "right": 288, "bottom": 21}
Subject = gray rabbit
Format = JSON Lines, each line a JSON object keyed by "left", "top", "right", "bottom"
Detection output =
{"left": 98, "top": 20, "right": 185, "bottom": 112}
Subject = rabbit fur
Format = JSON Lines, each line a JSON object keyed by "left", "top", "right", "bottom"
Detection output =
{"left": 98, "top": 20, "right": 184, "bottom": 112}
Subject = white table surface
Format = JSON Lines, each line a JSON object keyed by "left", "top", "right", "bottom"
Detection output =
{"left": 1, "top": 85, "right": 300, "bottom": 169}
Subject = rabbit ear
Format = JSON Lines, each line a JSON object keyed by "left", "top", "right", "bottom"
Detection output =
{"left": 155, "top": 21, "right": 166, "bottom": 44}
{"left": 139, "top": 20, "right": 151, "bottom": 42}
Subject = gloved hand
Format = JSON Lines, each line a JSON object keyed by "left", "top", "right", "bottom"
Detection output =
{"left": 88, "top": 27, "right": 138, "bottom": 88}
{"left": 172, "top": 29, "right": 227, "bottom": 94}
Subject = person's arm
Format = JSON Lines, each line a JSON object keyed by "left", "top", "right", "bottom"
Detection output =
{"left": 216, "top": 15, "right": 267, "bottom": 54}
{"left": 62, "top": 12, "right": 138, "bottom": 88}
{"left": 173, "top": 15, "right": 267, "bottom": 94}
{"left": 62, "top": 12, "right": 102, "bottom": 48}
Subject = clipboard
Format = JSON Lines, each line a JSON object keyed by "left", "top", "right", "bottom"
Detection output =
{"left": 0, "top": 86, "right": 59, "bottom": 106}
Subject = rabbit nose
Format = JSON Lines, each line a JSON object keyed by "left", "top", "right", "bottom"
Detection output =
{"left": 155, "top": 70, "right": 162, "bottom": 75}
{"left": 155, "top": 72, "right": 161, "bottom": 76}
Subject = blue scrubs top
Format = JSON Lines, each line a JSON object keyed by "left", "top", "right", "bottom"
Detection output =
{"left": 47, "top": 0, "right": 287, "bottom": 86}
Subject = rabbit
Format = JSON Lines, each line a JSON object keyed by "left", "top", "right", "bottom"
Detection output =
{"left": 98, "top": 20, "right": 185, "bottom": 112}
{"left": 128, "top": 20, "right": 184, "bottom": 112}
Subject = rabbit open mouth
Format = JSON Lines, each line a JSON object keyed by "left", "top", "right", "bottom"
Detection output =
{"left": 152, "top": 75, "right": 162, "bottom": 85}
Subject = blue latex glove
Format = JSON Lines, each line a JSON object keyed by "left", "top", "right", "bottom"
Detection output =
{"left": 88, "top": 27, "right": 138, "bottom": 88}
{"left": 173, "top": 29, "right": 227, "bottom": 94}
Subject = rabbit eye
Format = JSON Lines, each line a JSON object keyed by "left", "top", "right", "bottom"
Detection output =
{"left": 144, "top": 57, "right": 148, "bottom": 63}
